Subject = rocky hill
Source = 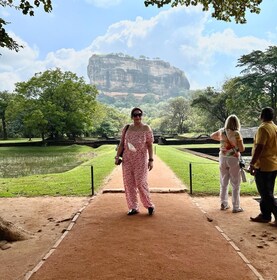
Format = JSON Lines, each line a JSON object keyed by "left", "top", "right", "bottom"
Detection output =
{"left": 87, "top": 53, "right": 190, "bottom": 98}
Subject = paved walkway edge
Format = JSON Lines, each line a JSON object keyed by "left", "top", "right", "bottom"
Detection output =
{"left": 24, "top": 194, "right": 265, "bottom": 280}
{"left": 24, "top": 197, "right": 96, "bottom": 280}
{"left": 190, "top": 196, "right": 265, "bottom": 280}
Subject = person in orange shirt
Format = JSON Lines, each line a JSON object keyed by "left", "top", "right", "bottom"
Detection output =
{"left": 249, "top": 107, "right": 277, "bottom": 226}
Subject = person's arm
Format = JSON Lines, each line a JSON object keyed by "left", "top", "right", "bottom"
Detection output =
{"left": 114, "top": 142, "right": 124, "bottom": 165}
{"left": 147, "top": 142, "right": 154, "bottom": 171}
{"left": 210, "top": 130, "right": 220, "bottom": 141}
{"left": 146, "top": 125, "right": 154, "bottom": 171}
{"left": 236, "top": 131, "right": 245, "bottom": 152}
{"left": 115, "top": 125, "right": 128, "bottom": 165}
{"left": 249, "top": 144, "right": 264, "bottom": 175}
{"left": 237, "top": 139, "right": 245, "bottom": 152}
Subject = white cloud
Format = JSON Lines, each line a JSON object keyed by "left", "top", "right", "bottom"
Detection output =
{"left": 90, "top": 16, "right": 158, "bottom": 50}
{"left": 0, "top": 5, "right": 275, "bottom": 92}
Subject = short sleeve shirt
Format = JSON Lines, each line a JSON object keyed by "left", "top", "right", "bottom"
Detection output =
{"left": 218, "top": 128, "right": 242, "bottom": 158}
{"left": 252, "top": 121, "right": 277, "bottom": 171}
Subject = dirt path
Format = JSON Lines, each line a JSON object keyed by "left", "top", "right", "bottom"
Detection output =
{"left": 27, "top": 156, "right": 262, "bottom": 280}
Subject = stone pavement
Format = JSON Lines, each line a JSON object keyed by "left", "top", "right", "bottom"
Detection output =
{"left": 27, "top": 155, "right": 262, "bottom": 280}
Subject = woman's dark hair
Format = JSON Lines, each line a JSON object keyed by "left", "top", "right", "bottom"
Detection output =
{"left": 131, "top": 107, "right": 143, "bottom": 117}
{"left": 261, "top": 107, "right": 274, "bottom": 121}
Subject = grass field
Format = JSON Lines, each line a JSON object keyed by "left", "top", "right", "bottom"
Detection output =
{"left": 155, "top": 145, "right": 260, "bottom": 196}
{"left": 0, "top": 143, "right": 270, "bottom": 197}
{"left": 0, "top": 145, "right": 116, "bottom": 197}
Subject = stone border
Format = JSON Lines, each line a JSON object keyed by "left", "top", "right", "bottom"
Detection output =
{"left": 24, "top": 197, "right": 95, "bottom": 280}
{"left": 191, "top": 197, "right": 264, "bottom": 280}
{"left": 102, "top": 188, "right": 187, "bottom": 193}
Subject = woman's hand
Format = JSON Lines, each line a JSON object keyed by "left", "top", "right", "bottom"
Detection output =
{"left": 148, "top": 161, "right": 153, "bottom": 171}
{"left": 115, "top": 156, "right": 121, "bottom": 165}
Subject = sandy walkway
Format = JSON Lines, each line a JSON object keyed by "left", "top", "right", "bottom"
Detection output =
{"left": 27, "top": 156, "right": 262, "bottom": 280}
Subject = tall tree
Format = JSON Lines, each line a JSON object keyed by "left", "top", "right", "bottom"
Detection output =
{"left": 144, "top": 0, "right": 262, "bottom": 23}
{"left": 92, "top": 104, "right": 129, "bottom": 138}
{"left": 8, "top": 68, "right": 98, "bottom": 140}
{"left": 0, "top": 91, "right": 14, "bottom": 139}
{"left": 0, "top": 0, "right": 52, "bottom": 52}
{"left": 162, "top": 97, "right": 190, "bottom": 134}
{"left": 222, "top": 78, "right": 267, "bottom": 126}
{"left": 191, "top": 87, "right": 230, "bottom": 130}
{"left": 236, "top": 46, "right": 277, "bottom": 122}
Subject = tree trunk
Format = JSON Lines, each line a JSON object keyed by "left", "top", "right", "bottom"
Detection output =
{"left": 0, "top": 217, "right": 31, "bottom": 241}
{"left": 1, "top": 117, "right": 7, "bottom": 140}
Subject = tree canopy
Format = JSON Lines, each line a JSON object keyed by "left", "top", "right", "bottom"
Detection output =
{"left": 0, "top": 0, "right": 52, "bottom": 52}
{"left": 236, "top": 46, "right": 277, "bottom": 122}
{"left": 144, "top": 0, "right": 263, "bottom": 23}
{"left": 0, "top": 90, "right": 14, "bottom": 139}
{"left": 6, "top": 68, "right": 98, "bottom": 140}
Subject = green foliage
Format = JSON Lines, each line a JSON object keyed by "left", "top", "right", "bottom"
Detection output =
{"left": 0, "top": 0, "right": 52, "bottom": 52}
{"left": 144, "top": 0, "right": 262, "bottom": 24}
{"left": 0, "top": 91, "right": 14, "bottom": 139}
{"left": 190, "top": 87, "right": 230, "bottom": 131}
{"left": 155, "top": 97, "right": 190, "bottom": 133}
{"left": 222, "top": 78, "right": 265, "bottom": 126}
{"left": 92, "top": 104, "right": 128, "bottom": 137}
{"left": 7, "top": 68, "right": 99, "bottom": 139}
{"left": 236, "top": 46, "right": 277, "bottom": 122}
{"left": 0, "top": 145, "right": 116, "bottom": 197}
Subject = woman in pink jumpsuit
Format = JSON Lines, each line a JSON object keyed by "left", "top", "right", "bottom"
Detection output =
{"left": 115, "top": 108, "right": 155, "bottom": 216}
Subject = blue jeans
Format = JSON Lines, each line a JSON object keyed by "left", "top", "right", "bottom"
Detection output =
{"left": 255, "top": 170, "right": 277, "bottom": 220}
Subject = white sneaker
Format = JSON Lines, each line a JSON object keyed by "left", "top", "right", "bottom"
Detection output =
{"left": 232, "top": 208, "right": 244, "bottom": 213}
{"left": 220, "top": 203, "right": 230, "bottom": 210}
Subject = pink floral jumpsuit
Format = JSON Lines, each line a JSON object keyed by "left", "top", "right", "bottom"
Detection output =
{"left": 122, "top": 128, "right": 154, "bottom": 211}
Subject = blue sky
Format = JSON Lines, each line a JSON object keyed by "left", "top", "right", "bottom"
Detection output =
{"left": 0, "top": 0, "right": 276, "bottom": 92}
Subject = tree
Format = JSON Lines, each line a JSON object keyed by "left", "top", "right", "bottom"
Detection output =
{"left": 162, "top": 97, "right": 190, "bottom": 134}
{"left": 236, "top": 46, "right": 277, "bottom": 122}
{"left": 0, "top": 0, "right": 52, "bottom": 52}
{"left": 144, "top": 0, "right": 262, "bottom": 23}
{"left": 222, "top": 78, "right": 267, "bottom": 126}
{"left": 191, "top": 87, "right": 231, "bottom": 130}
{"left": 8, "top": 68, "right": 98, "bottom": 140}
{"left": 0, "top": 91, "right": 14, "bottom": 139}
{"left": 91, "top": 104, "right": 128, "bottom": 138}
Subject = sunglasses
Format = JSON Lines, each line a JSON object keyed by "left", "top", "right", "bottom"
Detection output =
{"left": 132, "top": 113, "right": 142, "bottom": 117}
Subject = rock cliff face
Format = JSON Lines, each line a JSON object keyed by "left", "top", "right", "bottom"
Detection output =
{"left": 87, "top": 54, "right": 190, "bottom": 97}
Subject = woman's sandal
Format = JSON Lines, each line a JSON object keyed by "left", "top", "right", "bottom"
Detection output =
{"left": 148, "top": 207, "right": 155, "bottom": 216}
{"left": 127, "top": 209, "right": 139, "bottom": 215}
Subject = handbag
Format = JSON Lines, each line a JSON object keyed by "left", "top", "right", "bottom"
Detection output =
{"left": 116, "top": 125, "right": 129, "bottom": 165}
{"left": 239, "top": 157, "right": 245, "bottom": 169}
{"left": 224, "top": 129, "right": 244, "bottom": 168}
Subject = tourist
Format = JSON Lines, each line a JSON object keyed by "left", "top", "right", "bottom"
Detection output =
{"left": 114, "top": 107, "right": 155, "bottom": 216}
{"left": 210, "top": 115, "right": 245, "bottom": 213}
{"left": 249, "top": 107, "right": 277, "bottom": 226}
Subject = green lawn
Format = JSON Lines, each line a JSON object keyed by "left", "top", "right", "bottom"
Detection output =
{"left": 0, "top": 143, "right": 268, "bottom": 198}
{"left": 155, "top": 145, "right": 260, "bottom": 196}
{"left": 0, "top": 145, "right": 116, "bottom": 197}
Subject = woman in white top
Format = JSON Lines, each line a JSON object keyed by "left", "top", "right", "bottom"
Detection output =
{"left": 210, "top": 115, "right": 245, "bottom": 213}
